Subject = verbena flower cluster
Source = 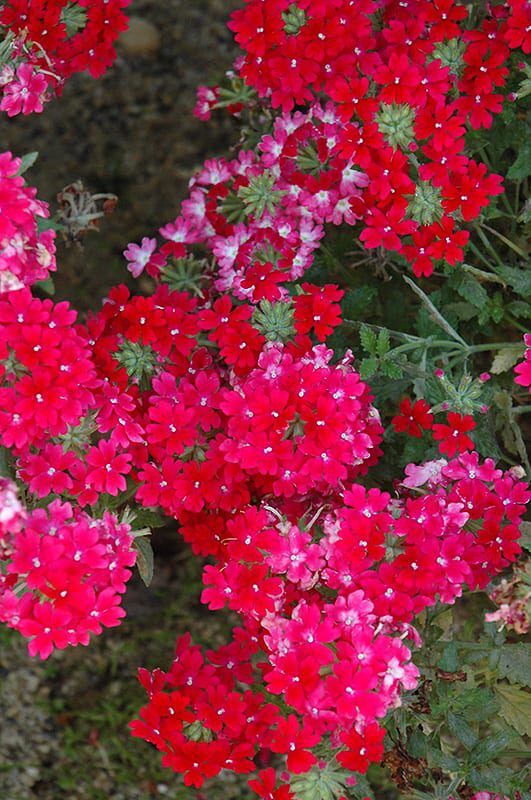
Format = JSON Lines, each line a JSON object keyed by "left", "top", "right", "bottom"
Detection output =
{"left": 0, "top": 0, "right": 129, "bottom": 116}
{"left": 0, "top": 152, "right": 56, "bottom": 292}
{"left": 0, "top": 281, "right": 528, "bottom": 794}
{"left": 0, "top": 478, "right": 136, "bottom": 658}
{"left": 130, "top": 444, "right": 527, "bottom": 790}
{"left": 0, "top": 0, "right": 529, "bottom": 797}
{"left": 182, "top": 0, "right": 530, "bottom": 279}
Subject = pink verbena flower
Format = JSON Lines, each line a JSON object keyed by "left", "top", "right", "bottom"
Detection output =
{"left": 515, "top": 333, "right": 531, "bottom": 388}
{"left": 0, "top": 63, "right": 49, "bottom": 117}
{"left": 123, "top": 237, "right": 159, "bottom": 278}
{"left": 0, "top": 501, "right": 136, "bottom": 659}
{"left": 0, "top": 152, "right": 56, "bottom": 292}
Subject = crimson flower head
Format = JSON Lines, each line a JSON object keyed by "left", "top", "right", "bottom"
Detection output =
{"left": 337, "top": 722, "right": 385, "bottom": 773}
{"left": 85, "top": 439, "right": 132, "bottom": 496}
{"left": 294, "top": 283, "right": 344, "bottom": 342}
{"left": 433, "top": 412, "right": 476, "bottom": 457}
{"left": 392, "top": 398, "right": 433, "bottom": 438}
{"left": 270, "top": 715, "right": 320, "bottom": 774}
{"left": 248, "top": 768, "right": 294, "bottom": 799}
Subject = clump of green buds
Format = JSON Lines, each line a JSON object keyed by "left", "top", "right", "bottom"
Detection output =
{"left": 252, "top": 300, "right": 295, "bottom": 342}
{"left": 376, "top": 103, "right": 416, "bottom": 150}
{"left": 282, "top": 3, "right": 308, "bottom": 35}
{"left": 238, "top": 171, "right": 286, "bottom": 219}
{"left": 407, "top": 181, "right": 443, "bottom": 226}
{"left": 182, "top": 721, "right": 214, "bottom": 743}
{"left": 432, "top": 371, "right": 489, "bottom": 416}
{"left": 57, "top": 412, "right": 99, "bottom": 455}
{"left": 431, "top": 38, "right": 466, "bottom": 76}
{"left": 220, "top": 171, "right": 286, "bottom": 223}
{"left": 159, "top": 255, "right": 208, "bottom": 297}
{"left": 60, "top": 2, "right": 88, "bottom": 36}
{"left": 115, "top": 340, "right": 159, "bottom": 390}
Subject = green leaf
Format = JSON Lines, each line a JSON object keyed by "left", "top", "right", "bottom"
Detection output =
{"left": 447, "top": 712, "right": 478, "bottom": 750}
{"left": 16, "top": 151, "right": 39, "bottom": 175}
{"left": 360, "top": 324, "right": 378, "bottom": 355}
{"left": 520, "top": 521, "right": 531, "bottom": 553}
{"left": 133, "top": 537, "right": 154, "bottom": 587}
{"left": 289, "top": 763, "right": 350, "bottom": 800}
{"left": 471, "top": 417, "right": 502, "bottom": 462}
{"left": 495, "top": 644, "right": 531, "bottom": 687}
{"left": 400, "top": 435, "right": 431, "bottom": 467}
{"left": 350, "top": 774, "right": 373, "bottom": 799}
{"left": 380, "top": 357, "right": 405, "bottom": 379}
{"left": 456, "top": 273, "right": 489, "bottom": 309}
{"left": 0, "top": 446, "right": 15, "bottom": 479}
{"left": 468, "top": 765, "right": 514, "bottom": 795}
{"left": 444, "top": 300, "right": 478, "bottom": 321}
{"left": 507, "top": 300, "right": 531, "bottom": 319}
{"left": 495, "top": 683, "right": 531, "bottom": 736}
{"left": 453, "top": 687, "right": 500, "bottom": 722}
{"left": 427, "top": 747, "right": 460, "bottom": 772}
{"left": 483, "top": 619, "right": 506, "bottom": 645}
{"left": 132, "top": 509, "right": 168, "bottom": 531}
{"left": 493, "top": 265, "right": 531, "bottom": 298}
{"left": 468, "top": 729, "right": 514, "bottom": 766}
{"left": 35, "top": 277, "right": 55, "bottom": 296}
{"left": 439, "top": 642, "right": 458, "bottom": 672}
{"left": 342, "top": 286, "right": 378, "bottom": 320}
{"left": 507, "top": 139, "right": 531, "bottom": 180}
{"left": 407, "top": 727, "right": 429, "bottom": 758}
{"left": 376, "top": 328, "right": 390, "bottom": 357}
{"left": 359, "top": 357, "right": 378, "bottom": 380}
{"left": 491, "top": 345, "right": 526, "bottom": 374}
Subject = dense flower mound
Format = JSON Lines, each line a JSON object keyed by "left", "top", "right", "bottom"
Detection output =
{"left": 130, "top": 95, "right": 501, "bottom": 288}
{"left": 1, "top": 269, "right": 528, "bottom": 792}
{"left": 0, "top": 288, "right": 96, "bottom": 450}
{"left": 0, "top": 0, "right": 529, "bottom": 794}
{"left": 0, "top": 480, "right": 136, "bottom": 658}
{"left": 0, "top": 152, "right": 56, "bottom": 292}
{"left": 0, "top": 282, "right": 376, "bottom": 512}
{"left": 173, "top": 0, "right": 531, "bottom": 280}
{"left": 131, "top": 449, "right": 529, "bottom": 792}
{"left": 0, "top": 0, "right": 130, "bottom": 116}
{"left": 229, "top": 0, "right": 527, "bottom": 111}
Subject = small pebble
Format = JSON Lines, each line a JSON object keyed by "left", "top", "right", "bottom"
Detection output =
{"left": 119, "top": 17, "right": 161, "bottom": 57}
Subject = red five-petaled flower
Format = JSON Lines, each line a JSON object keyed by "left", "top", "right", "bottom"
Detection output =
{"left": 337, "top": 722, "right": 385, "bottom": 773}
{"left": 85, "top": 439, "right": 132, "bottom": 496}
{"left": 392, "top": 398, "right": 433, "bottom": 438}
{"left": 432, "top": 412, "right": 476, "bottom": 457}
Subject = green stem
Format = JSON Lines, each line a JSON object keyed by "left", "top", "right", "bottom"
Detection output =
{"left": 467, "top": 239, "right": 498, "bottom": 270}
{"left": 403, "top": 275, "right": 469, "bottom": 346}
{"left": 513, "top": 404, "right": 531, "bottom": 416}
{"left": 465, "top": 341, "right": 524, "bottom": 353}
{"left": 473, "top": 223, "right": 504, "bottom": 266}
{"left": 481, "top": 223, "right": 528, "bottom": 259}
{"left": 342, "top": 319, "right": 419, "bottom": 343}
{"left": 505, "top": 313, "right": 530, "bottom": 334}
{"left": 390, "top": 338, "right": 462, "bottom": 358}
{"left": 462, "top": 262, "right": 507, "bottom": 287}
